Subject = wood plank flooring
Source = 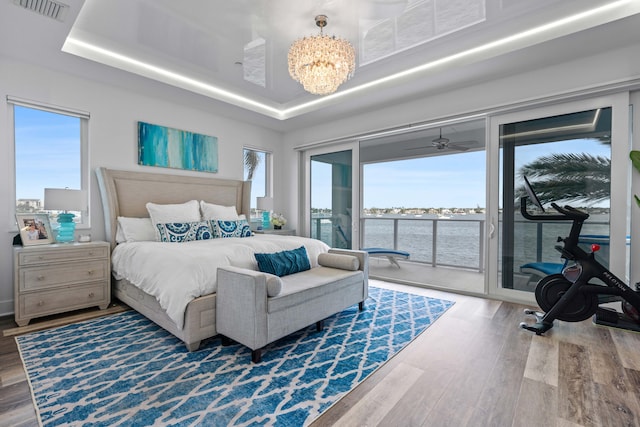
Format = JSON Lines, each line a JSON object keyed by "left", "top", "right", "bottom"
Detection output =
{"left": 1, "top": 280, "right": 639, "bottom": 426}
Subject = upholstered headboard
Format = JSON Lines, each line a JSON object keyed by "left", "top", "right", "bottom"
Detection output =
{"left": 96, "top": 167, "right": 251, "bottom": 249}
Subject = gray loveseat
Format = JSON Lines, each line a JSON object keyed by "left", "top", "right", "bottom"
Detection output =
{"left": 216, "top": 248, "right": 369, "bottom": 362}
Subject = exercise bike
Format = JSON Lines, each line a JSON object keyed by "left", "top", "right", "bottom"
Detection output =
{"left": 518, "top": 176, "right": 640, "bottom": 335}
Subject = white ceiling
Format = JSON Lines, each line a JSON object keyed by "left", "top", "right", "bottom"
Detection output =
{"left": 4, "top": 0, "right": 640, "bottom": 130}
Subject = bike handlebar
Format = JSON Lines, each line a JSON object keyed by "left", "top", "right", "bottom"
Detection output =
{"left": 520, "top": 197, "right": 589, "bottom": 222}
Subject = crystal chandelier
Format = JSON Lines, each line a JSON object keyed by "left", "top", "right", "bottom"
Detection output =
{"left": 288, "top": 15, "right": 356, "bottom": 96}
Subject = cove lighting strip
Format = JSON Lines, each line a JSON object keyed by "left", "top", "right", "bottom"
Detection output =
{"left": 63, "top": 0, "right": 635, "bottom": 121}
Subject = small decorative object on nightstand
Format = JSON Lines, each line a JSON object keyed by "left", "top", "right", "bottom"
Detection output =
{"left": 13, "top": 241, "right": 111, "bottom": 326}
{"left": 257, "top": 196, "right": 273, "bottom": 230}
{"left": 44, "top": 188, "right": 87, "bottom": 243}
{"left": 271, "top": 212, "right": 287, "bottom": 230}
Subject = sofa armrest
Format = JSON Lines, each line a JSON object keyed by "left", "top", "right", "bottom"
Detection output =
{"left": 216, "top": 266, "right": 271, "bottom": 350}
{"left": 328, "top": 248, "right": 369, "bottom": 289}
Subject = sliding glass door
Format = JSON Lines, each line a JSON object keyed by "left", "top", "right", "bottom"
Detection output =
{"left": 488, "top": 95, "right": 630, "bottom": 301}
{"left": 301, "top": 143, "right": 359, "bottom": 249}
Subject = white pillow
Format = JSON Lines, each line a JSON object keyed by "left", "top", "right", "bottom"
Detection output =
{"left": 116, "top": 217, "right": 157, "bottom": 243}
{"left": 146, "top": 200, "right": 201, "bottom": 240}
{"left": 200, "top": 200, "right": 239, "bottom": 220}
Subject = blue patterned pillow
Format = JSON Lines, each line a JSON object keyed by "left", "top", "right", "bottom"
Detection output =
{"left": 156, "top": 221, "right": 214, "bottom": 242}
{"left": 254, "top": 246, "right": 311, "bottom": 277}
{"left": 210, "top": 219, "right": 252, "bottom": 238}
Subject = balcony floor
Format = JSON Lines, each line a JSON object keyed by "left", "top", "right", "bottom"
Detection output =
{"left": 368, "top": 258, "right": 485, "bottom": 296}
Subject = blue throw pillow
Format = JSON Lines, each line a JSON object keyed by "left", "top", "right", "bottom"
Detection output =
{"left": 210, "top": 219, "right": 252, "bottom": 238}
{"left": 254, "top": 246, "right": 311, "bottom": 277}
{"left": 156, "top": 221, "right": 214, "bottom": 242}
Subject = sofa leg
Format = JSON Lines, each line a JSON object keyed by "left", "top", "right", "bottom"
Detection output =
{"left": 359, "top": 301, "right": 365, "bottom": 311}
{"left": 252, "top": 348, "right": 262, "bottom": 363}
{"left": 316, "top": 320, "right": 324, "bottom": 331}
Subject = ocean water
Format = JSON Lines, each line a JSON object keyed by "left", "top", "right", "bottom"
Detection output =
{"left": 312, "top": 213, "right": 611, "bottom": 270}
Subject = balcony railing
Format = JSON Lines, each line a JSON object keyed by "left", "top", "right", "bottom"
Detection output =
{"left": 311, "top": 214, "right": 611, "bottom": 274}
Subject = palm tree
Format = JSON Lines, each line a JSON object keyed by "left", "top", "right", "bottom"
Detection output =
{"left": 518, "top": 152, "right": 610, "bottom": 205}
{"left": 244, "top": 149, "right": 261, "bottom": 181}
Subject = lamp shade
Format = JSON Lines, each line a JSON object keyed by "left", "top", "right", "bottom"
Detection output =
{"left": 256, "top": 196, "right": 273, "bottom": 211}
{"left": 44, "top": 188, "right": 87, "bottom": 212}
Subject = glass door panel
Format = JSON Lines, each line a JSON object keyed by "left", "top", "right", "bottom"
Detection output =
{"left": 310, "top": 150, "right": 353, "bottom": 248}
{"left": 499, "top": 107, "right": 612, "bottom": 292}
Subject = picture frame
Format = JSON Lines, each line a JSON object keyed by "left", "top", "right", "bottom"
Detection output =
{"left": 16, "top": 213, "right": 54, "bottom": 246}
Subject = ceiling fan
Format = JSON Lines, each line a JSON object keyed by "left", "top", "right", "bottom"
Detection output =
{"left": 405, "top": 128, "right": 478, "bottom": 152}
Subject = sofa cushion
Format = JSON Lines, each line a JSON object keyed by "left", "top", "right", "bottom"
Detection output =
{"left": 255, "top": 246, "right": 311, "bottom": 277}
{"left": 318, "top": 253, "right": 359, "bottom": 271}
{"left": 268, "top": 267, "right": 364, "bottom": 313}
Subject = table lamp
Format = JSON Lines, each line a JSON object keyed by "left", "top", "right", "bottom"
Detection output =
{"left": 256, "top": 196, "right": 273, "bottom": 229}
{"left": 44, "top": 188, "right": 87, "bottom": 243}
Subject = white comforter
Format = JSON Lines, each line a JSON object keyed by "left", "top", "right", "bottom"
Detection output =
{"left": 111, "top": 234, "right": 330, "bottom": 329}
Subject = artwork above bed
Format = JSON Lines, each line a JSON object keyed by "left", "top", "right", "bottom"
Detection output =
{"left": 138, "top": 121, "right": 219, "bottom": 173}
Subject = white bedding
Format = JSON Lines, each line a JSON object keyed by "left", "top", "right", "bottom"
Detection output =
{"left": 111, "top": 234, "right": 330, "bottom": 329}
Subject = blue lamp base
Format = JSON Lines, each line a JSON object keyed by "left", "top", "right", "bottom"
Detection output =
{"left": 56, "top": 213, "right": 76, "bottom": 243}
{"left": 262, "top": 211, "right": 270, "bottom": 229}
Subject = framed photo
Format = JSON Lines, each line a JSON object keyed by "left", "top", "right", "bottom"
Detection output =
{"left": 16, "top": 213, "right": 54, "bottom": 246}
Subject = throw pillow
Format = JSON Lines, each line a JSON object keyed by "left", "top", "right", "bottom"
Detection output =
{"left": 146, "top": 200, "right": 201, "bottom": 241}
{"left": 210, "top": 218, "right": 252, "bottom": 238}
{"left": 318, "top": 252, "right": 360, "bottom": 271}
{"left": 156, "top": 221, "right": 214, "bottom": 243}
{"left": 254, "top": 246, "right": 311, "bottom": 277}
{"left": 200, "top": 201, "right": 239, "bottom": 220}
{"left": 116, "top": 217, "right": 156, "bottom": 243}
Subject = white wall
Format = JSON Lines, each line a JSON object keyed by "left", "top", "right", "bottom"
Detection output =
{"left": 0, "top": 57, "right": 284, "bottom": 316}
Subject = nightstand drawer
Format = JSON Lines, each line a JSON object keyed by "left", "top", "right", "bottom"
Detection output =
{"left": 19, "top": 282, "right": 108, "bottom": 318}
{"left": 18, "top": 246, "right": 109, "bottom": 266}
{"left": 19, "top": 260, "right": 109, "bottom": 291}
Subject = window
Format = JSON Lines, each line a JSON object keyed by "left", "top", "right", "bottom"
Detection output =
{"left": 243, "top": 148, "right": 271, "bottom": 215}
{"left": 11, "top": 99, "right": 89, "bottom": 227}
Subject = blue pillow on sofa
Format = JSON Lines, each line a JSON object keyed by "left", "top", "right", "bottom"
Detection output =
{"left": 254, "top": 246, "right": 311, "bottom": 277}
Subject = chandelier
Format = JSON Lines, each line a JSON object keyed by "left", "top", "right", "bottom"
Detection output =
{"left": 288, "top": 15, "right": 356, "bottom": 96}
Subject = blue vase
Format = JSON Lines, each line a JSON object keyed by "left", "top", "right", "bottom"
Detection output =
{"left": 56, "top": 213, "right": 76, "bottom": 243}
{"left": 262, "top": 211, "right": 270, "bottom": 229}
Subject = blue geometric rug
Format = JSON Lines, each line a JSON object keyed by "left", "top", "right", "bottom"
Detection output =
{"left": 17, "top": 286, "right": 453, "bottom": 426}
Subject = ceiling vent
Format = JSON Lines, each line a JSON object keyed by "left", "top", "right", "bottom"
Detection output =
{"left": 12, "top": 0, "right": 69, "bottom": 22}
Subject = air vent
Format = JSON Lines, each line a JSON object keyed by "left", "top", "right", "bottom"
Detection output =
{"left": 12, "top": 0, "right": 69, "bottom": 22}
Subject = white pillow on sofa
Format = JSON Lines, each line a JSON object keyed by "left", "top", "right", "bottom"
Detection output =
{"left": 116, "top": 217, "right": 156, "bottom": 243}
{"left": 200, "top": 200, "right": 239, "bottom": 220}
{"left": 146, "top": 200, "right": 201, "bottom": 240}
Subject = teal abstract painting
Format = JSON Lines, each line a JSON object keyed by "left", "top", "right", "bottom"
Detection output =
{"left": 138, "top": 122, "right": 218, "bottom": 173}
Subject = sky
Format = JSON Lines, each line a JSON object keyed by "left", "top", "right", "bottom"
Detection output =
{"left": 312, "top": 138, "right": 611, "bottom": 209}
{"left": 15, "top": 106, "right": 81, "bottom": 201}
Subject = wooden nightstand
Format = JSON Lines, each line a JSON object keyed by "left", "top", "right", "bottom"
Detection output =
{"left": 13, "top": 241, "right": 111, "bottom": 326}
{"left": 253, "top": 228, "right": 296, "bottom": 236}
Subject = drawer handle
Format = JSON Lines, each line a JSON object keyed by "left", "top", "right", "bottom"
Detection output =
{"left": 87, "top": 270, "right": 94, "bottom": 275}
{"left": 88, "top": 252, "right": 94, "bottom": 256}
{"left": 38, "top": 256, "right": 44, "bottom": 260}
{"left": 36, "top": 275, "right": 45, "bottom": 281}
{"left": 37, "top": 300, "right": 45, "bottom": 306}
{"left": 88, "top": 292, "right": 95, "bottom": 298}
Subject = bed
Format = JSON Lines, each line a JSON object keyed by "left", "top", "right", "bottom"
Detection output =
{"left": 95, "top": 167, "right": 329, "bottom": 351}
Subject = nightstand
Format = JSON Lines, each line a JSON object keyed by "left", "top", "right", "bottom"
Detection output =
{"left": 14, "top": 241, "right": 111, "bottom": 326}
{"left": 253, "top": 228, "right": 296, "bottom": 236}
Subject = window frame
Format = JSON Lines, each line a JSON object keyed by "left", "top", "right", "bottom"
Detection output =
{"left": 8, "top": 97, "right": 90, "bottom": 230}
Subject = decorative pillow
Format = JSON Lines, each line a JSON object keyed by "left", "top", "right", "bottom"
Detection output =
{"left": 318, "top": 253, "right": 360, "bottom": 271}
{"left": 200, "top": 201, "right": 239, "bottom": 221}
{"left": 116, "top": 217, "right": 156, "bottom": 243}
{"left": 146, "top": 200, "right": 201, "bottom": 240}
{"left": 156, "top": 221, "right": 214, "bottom": 243}
{"left": 210, "top": 218, "right": 252, "bottom": 238}
{"left": 254, "top": 246, "right": 311, "bottom": 277}
{"left": 264, "top": 273, "right": 283, "bottom": 297}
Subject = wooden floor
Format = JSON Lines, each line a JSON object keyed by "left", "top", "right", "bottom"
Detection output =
{"left": 2, "top": 280, "right": 640, "bottom": 427}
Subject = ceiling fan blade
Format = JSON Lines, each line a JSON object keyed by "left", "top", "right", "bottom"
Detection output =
{"left": 446, "top": 144, "right": 470, "bottom": 151}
